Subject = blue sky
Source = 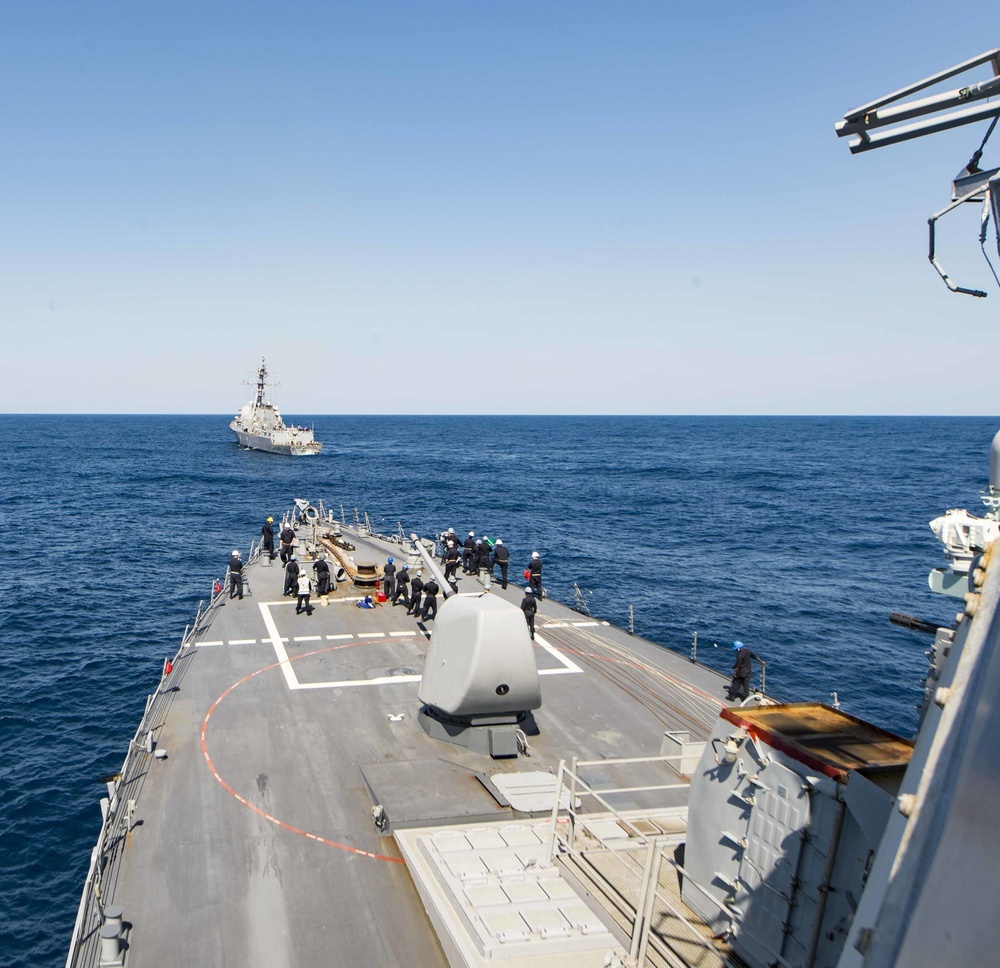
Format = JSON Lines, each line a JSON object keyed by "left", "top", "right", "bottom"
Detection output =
{"left": 2, "top": 2, "right": 998, "bottom": 414}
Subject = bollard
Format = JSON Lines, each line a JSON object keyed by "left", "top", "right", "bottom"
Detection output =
{"left": 103, "top": 903, "right": 124, "bottom": 935}
{"left": 99, "top": 922, "right": 122, "bottom": 966}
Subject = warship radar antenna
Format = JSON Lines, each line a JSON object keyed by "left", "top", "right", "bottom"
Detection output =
{"left": 245, "top": 357, "right": 280, "bottom": 408}
{"left": 835, "top": 49, "right": 1000, "bottom": 297}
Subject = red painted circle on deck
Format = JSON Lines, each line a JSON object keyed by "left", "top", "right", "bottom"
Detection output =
{"left": 200, "top": 639, "right": 405, "bottom": 864}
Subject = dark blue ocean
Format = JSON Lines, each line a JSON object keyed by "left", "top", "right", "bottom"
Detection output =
{"left": 1, "top": 414, "right": 996, "bottom": 964}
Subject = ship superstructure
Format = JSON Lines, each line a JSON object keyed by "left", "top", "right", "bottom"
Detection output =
{"left": 230, "top": 359, "right": 322, "bottom": 456}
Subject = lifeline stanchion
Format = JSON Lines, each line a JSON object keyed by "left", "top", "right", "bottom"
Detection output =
{"left": 628, "top": 605, "right": 635, "bottom": 635}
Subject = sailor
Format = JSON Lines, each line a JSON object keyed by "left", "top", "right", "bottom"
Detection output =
{"left": 295, "top": 572, "right": 314, "bottom": 615}
{"left": 520, "top": 586, "right": 537, "bottom": 640}
{"left": 727, "top": 641, "right": 764, "bottom": 702}
{"left": 475, "top": 537, "right": 492, "bottom": 574}
{"left": 462, "top": 531, "right": 476, "bottom": 573}
{"left": 527, "top": 551, "right": 543, "bottom": 599}
{"left": 312, "top": 553, "right": 332, "bottom": 596}
{"left": 279, "top": 525, "right": 296, "bottom": 564}
{"left": 419, "top": 578, "right": 440, "bottom": 622}
{"left": 283, "top": 554, "right": 300, "bottom": 596}
{"left": 492, "top": 539, "right": 510, "bottom": 588}
{"left": 228, "top": 550, "right": 244, "bottom": 600}
{"left": 439, "top": 528, "right": 456, "bottom": 562}
{"left": 383, "top": 556, "right": 397, "bottom": 600}
{"left": 443, "top": 541, "right": 460, "bottom": 582}
{"left": 391, "top": 565, "right": 410, "bottom": 606}
{"left": 261, "top": 517, "right": 275, "bottom": 559}
{"left": 405, "top": 573, "right": 424, "bottom": 615}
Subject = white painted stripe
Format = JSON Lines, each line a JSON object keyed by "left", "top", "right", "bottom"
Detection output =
{"left": 534, "top": 634, "right": 584, "bottom": 674}
{"left": 389, "top": 631, "right": 416, "bottom": 637}
{"left": 293, "top": 636, "right": 322, "bottom": 642}
{"left": 229, "top": 638, "right": 257, "bottom": 645}
{"left": 325, "top": 634, "right": 354, "bottom": 641}
{"left": 291, "top": 665, "right": 575, "bottom": 689}
{"left": 364, "top": 632, "right": 387, "bottom": 638}
{"left": 295, "top": 674, "right": 423, "bottom": 689}
{"left": 259, "top": 603, "right": 299, "bottom": 690}
{"left": 195, "top": 640, "right": 224, "bottom": 647}
{"left": 571, "top": 621, "right": 599, "bottom": 627}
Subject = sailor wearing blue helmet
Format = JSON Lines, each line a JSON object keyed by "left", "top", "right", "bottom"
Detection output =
{"left": 727, "top": 640, "right": 765, "bottom": 702}
{"left": 383, "top": 556, "right": 397, "bottom": 599}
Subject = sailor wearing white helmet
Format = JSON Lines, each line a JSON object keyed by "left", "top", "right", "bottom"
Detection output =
{"left": 520, "top": 586, "right": 537, "bottom": 640}
{"left": 462, "top": 531, "right": 476, "bottom": 573}
{"left": 227, "top": 549, "right": 244, "bottom": 601}
{"left": 283, "top": 553, "right": 299, "bottom": 597}
{"left": 491, "top": 538, "right": 510, "bottom": 588}
{"left": 527, "top": 551, "right": 543, "bottom": 599}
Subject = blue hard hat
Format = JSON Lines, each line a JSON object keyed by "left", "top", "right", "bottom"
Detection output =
{"left": 733, "top": 640, "right": 744, "bottom": 651}
{"left": 388, "top": 556, "right": 393, "bottom": 563}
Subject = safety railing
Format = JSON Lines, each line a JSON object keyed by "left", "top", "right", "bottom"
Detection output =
{"left": 65, "top": 627, "right": 192, "bottom": 968}
{"left": 544, "top": 754, "right": 798, "bottom": 968}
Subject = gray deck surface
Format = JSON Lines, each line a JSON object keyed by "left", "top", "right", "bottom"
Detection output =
{"left": 107, "top": 520, "right": 733, "bottom": 967}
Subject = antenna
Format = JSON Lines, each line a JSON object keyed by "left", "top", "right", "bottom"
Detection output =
{"left": 835, "top": 50, "right": 1000, "bottom": 297}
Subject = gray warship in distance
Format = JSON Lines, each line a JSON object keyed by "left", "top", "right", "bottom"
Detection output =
{"left": 230, "top": 358, "right": 322, "bottom": 456}
{"left": 67, "top": 52, "right": 1000, "bottom": 968}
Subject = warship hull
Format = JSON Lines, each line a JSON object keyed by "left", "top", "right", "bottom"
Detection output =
{"left": 231, "top": 426, "right": 322, "bottom": 456}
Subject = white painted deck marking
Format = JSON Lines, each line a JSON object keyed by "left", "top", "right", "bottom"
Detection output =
{"left": 534, "top": 634, "right": 584, "bottom": 674}
{"left": 571, "top": 621, "right": 599, "bottom": 627}
{"left": 229, "top": 638, "right": 258, "bottom": 645}
{"left": 259, "top": 603, "right": 298, "bottom": 690}
{"left": 389, "top": 631, "right": 416, "bottom": 637}
{"left": 257, "top": 604, "right": 581, "bottom": 692}
{"left": 195, "top": 640, "right": 224, "bottom": 647}
{"left": 295, "top": 674, "right": 423, "bottom": 690}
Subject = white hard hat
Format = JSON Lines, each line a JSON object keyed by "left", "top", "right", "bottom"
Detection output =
{"left": 531, "top": 551, "right": 539, "bottom": 559}
{"left": 232, "top": 549, "right": 240, "bottom": 557}
{"left": 496, "top": 539, "right": 503, "bottom": 545}
{"left": 525, "top": 586, "right": 533, "bottom": 592}
{"left": 469, "top": 531, "right": 475, "bottom": 536}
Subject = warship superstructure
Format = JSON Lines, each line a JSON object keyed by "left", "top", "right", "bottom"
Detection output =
{"left": 66, "top": 51, "right": 1000, "bottom": 968}
{"left": 230, "top": 359, "right": 322, "bottom": 456}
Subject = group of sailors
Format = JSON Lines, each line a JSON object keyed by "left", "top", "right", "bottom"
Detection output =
{"left": 437, "top": 529, "right": 517, "bottom": 590}
{"left": 381, "top": 558, "right": 440, "bottom": 620}
{"left": 245, "top": 517, "right": 763, "bottom": 696}
{"left": 253, "top": 516, "right": 545, "bottom": 635}
{"left": 225, "top": 516, "right": 337, "bottom": 617}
